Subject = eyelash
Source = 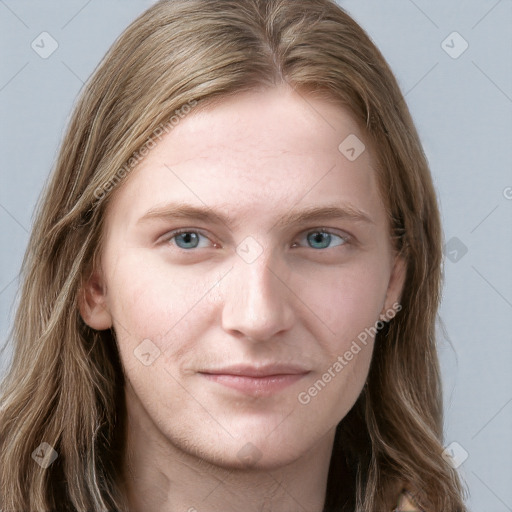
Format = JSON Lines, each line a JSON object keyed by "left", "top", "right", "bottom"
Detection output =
{"left": 161, "top": 228, "right": 352, "bottom": 251}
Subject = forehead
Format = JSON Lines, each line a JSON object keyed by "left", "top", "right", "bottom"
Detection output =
{"left": 154, "top": 87, "right": 366, "bottom": 166}
{"left": 106, "top": 86, "right": 385, "bottom": 231}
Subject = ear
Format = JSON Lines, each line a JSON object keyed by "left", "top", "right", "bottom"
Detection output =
{"left": 381, "top": 254, "right": 407, "bottom": 318}
{"left": 78, "top": 269, "right": 113, "bottom": 330}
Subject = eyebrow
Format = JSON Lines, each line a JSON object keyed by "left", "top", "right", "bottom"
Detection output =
{"left": 136, "top": 201, "right": 374, "bottom": 230}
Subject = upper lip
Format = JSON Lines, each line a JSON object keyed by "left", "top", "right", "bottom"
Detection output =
{"left": 199, "top": 364, "right": 310, "bottom": 377}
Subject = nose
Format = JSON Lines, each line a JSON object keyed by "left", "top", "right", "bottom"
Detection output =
{"left": 220, "top": 252, "right": 295, "bottom": 342}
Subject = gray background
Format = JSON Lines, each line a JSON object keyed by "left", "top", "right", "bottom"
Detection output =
{"left": 1, "top": 1, "right": 511, "bottom": 510}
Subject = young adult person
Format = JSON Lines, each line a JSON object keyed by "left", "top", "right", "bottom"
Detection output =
{"left": 0, "top": 1, "right": 467, "bottom": 510}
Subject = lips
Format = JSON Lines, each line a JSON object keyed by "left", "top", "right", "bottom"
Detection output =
{"left": 198, "top": 364, "right": 310, "bottom": 396}
{"left": 200, "top": 364, "right": 310, "bottom": 378}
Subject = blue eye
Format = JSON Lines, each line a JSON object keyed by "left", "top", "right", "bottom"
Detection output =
{"left": 167, "top": 230, "right": 210, "bottom": 249}
{"left": 164, "top": 229, "right": 349, "bottom": 251}
{"left": 303, "top": 230, "right": 348, "bottom": 249}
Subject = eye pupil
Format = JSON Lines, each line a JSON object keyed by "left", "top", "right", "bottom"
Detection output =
{"left": 176, "top": 232, "right": 199, "bottom": 249}
{"left": 308, "top": 231, "right": 331, "bottom": 249}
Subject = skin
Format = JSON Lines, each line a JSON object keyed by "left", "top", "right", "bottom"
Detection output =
{"left": 80, "top": 85, "right": 405, "bottom": 512}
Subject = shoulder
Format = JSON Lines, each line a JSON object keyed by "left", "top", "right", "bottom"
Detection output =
{"left": 393, "top": 490, "right": 423, "bottom": 511}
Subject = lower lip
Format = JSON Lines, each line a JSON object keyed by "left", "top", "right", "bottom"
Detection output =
{"left": 200, "top": 373, "right": 308, "bottom": 395}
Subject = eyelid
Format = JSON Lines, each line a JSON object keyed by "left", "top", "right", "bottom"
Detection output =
{"left": 306, "top": 227, "right": 351, "bottom": 239}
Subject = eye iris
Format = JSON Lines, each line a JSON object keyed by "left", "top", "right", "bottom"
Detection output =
{"left": 175, "top": 232, "right": 199, "bottom": 249}
{"left": 308, "top": 231, "right": 331, "bottom": 249}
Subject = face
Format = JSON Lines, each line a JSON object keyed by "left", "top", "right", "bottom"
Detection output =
{"left": 80, "top": 86, "right": 405, "bottom": 470}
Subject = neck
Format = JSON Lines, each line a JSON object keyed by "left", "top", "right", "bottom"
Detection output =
{"left": 120, "top": 386, "right": 335, "bottom": 512}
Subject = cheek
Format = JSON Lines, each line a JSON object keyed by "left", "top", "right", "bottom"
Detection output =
{"left": 105, "top": 252, "right": 216, "bottom": 353}
{"left": 294, "top": 261, "right": 388, "bottom": 419}
{"left": 295, "top": 258, "right": 390, "bottom": 358}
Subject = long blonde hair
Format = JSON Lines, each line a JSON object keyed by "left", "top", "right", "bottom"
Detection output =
{"left": 0, "top": 0, "right": 467, "bottom": 510}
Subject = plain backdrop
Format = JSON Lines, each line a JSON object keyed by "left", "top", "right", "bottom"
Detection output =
{"left": 1, "top": 1, "right": 511, "bottom": 510}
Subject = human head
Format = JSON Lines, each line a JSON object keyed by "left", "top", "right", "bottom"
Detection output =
{"left": 0, "top": 1, "right": 466, "bottom": 511}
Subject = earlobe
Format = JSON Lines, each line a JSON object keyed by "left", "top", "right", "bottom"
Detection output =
{"left": 382, "top": 255, "right": 407, "bottom": 317}
{"left": 78, "top": 270, "right": 113, "bottom": 330}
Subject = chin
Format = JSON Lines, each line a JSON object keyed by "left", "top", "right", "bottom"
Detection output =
{"left": 214, "top": 445, "right": 306, "bottom": 471}
{"left": 175, "top": 430, "right": 310, "bottom": 472}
